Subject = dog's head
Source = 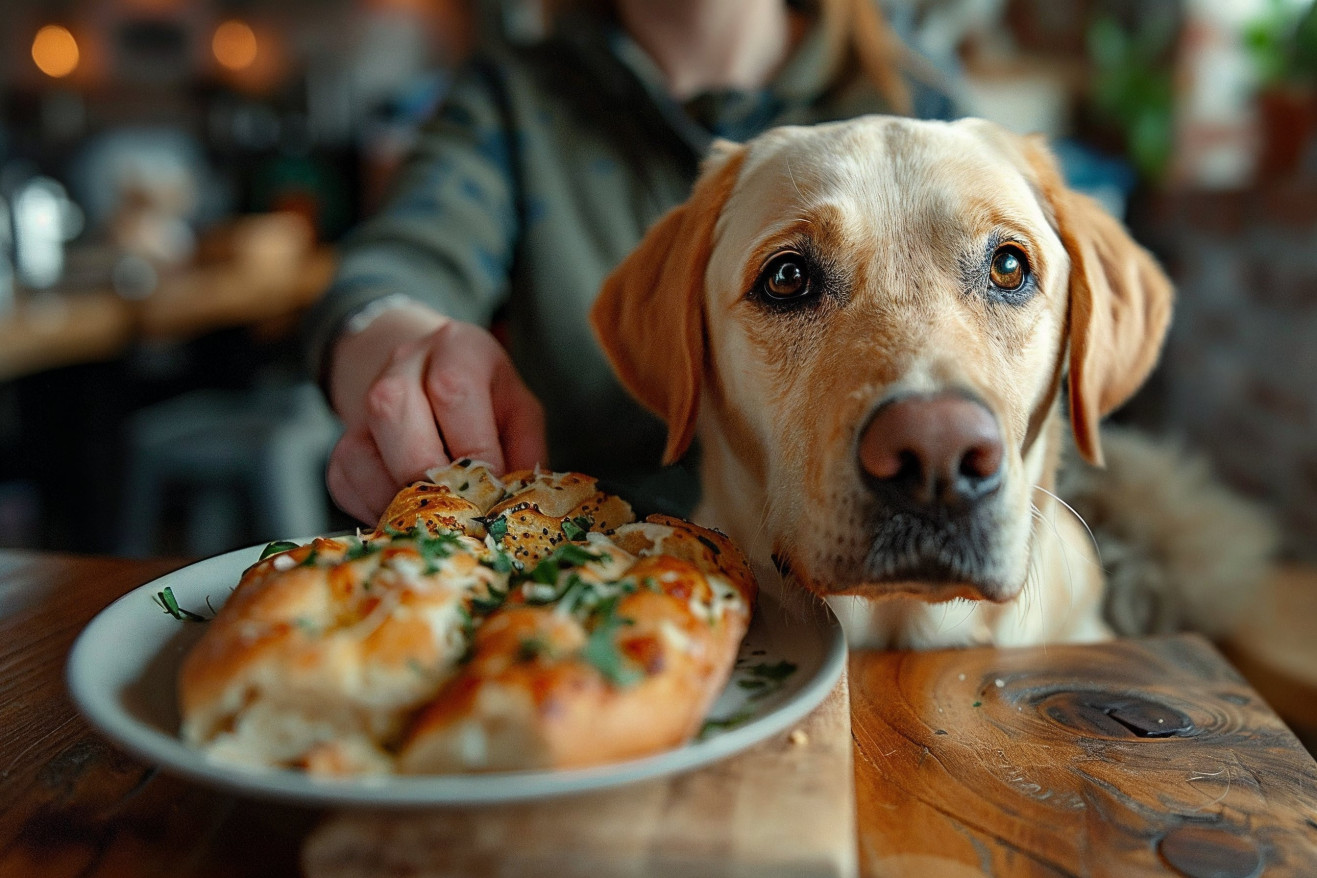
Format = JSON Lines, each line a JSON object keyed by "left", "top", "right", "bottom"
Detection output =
{"left": 591, "top": 116, "right": 1171, "bottom": 605}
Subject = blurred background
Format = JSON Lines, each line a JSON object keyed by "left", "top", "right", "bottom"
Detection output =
{"left": 0, "top": 0, "right": 1314, "bottom": 562}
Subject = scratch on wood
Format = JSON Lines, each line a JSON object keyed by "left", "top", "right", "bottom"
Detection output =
{"left": 2, "top": 711, "right": 78, "bottom": 779}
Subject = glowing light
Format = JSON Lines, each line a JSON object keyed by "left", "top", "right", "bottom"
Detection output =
{"left": 32, "top": 25, "right": 80, "bottom": 79}
{"left": 212, "top": 19, "right": 258, "bottom": 72}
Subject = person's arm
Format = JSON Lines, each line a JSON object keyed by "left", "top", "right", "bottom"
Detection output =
{"left": 306, "top": 60, "right": 547, "bottom": 524}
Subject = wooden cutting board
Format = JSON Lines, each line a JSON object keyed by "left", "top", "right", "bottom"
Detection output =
{"left": 302, "top": 671, "right": 855, "bottom": 878}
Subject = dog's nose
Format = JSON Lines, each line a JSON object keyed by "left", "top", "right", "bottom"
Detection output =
{"left": 858, "top": 394, "right": 1004, "bottom": 512}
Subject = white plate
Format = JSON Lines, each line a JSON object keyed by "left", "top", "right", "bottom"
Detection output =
{"left": 67, "top": 543, "right": 846, "bottom": 807}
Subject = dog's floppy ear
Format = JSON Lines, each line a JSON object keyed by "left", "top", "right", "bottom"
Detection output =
{"left": 590, "top": 142, "right": 747, "bottom": 464}
{"left": 1023, "top": 137, "right": 1174, "bottom": 466}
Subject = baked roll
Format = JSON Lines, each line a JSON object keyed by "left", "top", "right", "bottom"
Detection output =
{"left": 178, "top": 461, "right": 756, "bottom": 775}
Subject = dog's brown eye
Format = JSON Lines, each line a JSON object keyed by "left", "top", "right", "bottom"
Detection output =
{"left": 760, "top": 253, "right": 811, "bottom": 300}
{"left": 989, "top": 246, "right": 1028, "bottom": 291}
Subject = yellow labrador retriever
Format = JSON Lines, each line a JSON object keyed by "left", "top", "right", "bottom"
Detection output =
{"left": 591, "top": 116, "right": 1173, "bottom": 649}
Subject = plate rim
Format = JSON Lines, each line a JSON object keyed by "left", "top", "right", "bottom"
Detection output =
{"left": 67, "top": 543, "right": 847, "bottom": 808}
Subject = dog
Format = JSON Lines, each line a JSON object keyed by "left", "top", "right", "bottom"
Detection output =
{"left": 590, "top": 115, "right": 1175, "bottom": 649}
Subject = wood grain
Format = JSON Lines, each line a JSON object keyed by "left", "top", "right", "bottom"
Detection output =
{"left": 0, "top": 552, "right": 310, "bottom": 878}
{"left": 302, "top": 673, "right": 855, "bottom": 878}
{"left": 850, "top": 635, "right": 1317, "bottom": 878}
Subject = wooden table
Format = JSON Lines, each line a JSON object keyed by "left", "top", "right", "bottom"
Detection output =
{"left": 4, "top": 551, "right": 1317, "bottom": 877}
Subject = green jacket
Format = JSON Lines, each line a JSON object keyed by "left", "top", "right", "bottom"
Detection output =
{"left": 305, "top": 12, "right": 930, "bottom": 510}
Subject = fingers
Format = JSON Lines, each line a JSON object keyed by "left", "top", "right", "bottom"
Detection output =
{"left": 363, "top": 341, "right": 451, "bottom": 485}
{"left": 339, "top": 320, "right": 549, "bottom": 519}
{"left": 326, "top": 425, "right": 399, "bottom": 526}
{"left": 420, "top": 328, "right": 507, "bottom": 474}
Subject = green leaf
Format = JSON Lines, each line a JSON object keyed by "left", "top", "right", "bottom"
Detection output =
{"left": 485, "top": 516, "right": 508, "bottom": 542}
{"left": 561, "top": 515, "right": 592, "bottom": 541}
{"left": 698, "top": 710, "right": 756, "bottom": 739}
{"left": 488, "top": 551, "right": 515, "bottom": 574}
{"left": 259, "top": 540, "right": 300, "bottom": 560}
{"left": 344, "top": 538, "right": 384, "bottom": 561}
{"left": 154, "top": 586, "right": 207, "bottom": 622}
{"left": 414, "top": 528, "right": 463, "bottom": 572}
{"left": 579, "top": 596, "right": 641, "bottom": 687}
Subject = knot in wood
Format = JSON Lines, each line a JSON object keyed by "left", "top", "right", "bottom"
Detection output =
{"left": 1038, "top": 691, "right": 1195, "bottom": 740}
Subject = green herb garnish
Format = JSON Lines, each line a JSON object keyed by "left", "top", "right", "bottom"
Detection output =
{"left": 522, "top": 543, "right": 602, "bottom": 592}
{"left": 561, "top": 515, "right": 592, "bottom": 542}
{"left": 488, "top": 550, "right": 515, "bottom": 574}
{"left": 484, "top": 516, "right": 508, "bottom": 542}
{"left": 414, "top": 528, "right": 463, "bottom": 572}
{"left": 154, "top": 586, "right": 208, "bottom": 622}
{"left": 579, "top": 596, "right": 641, "bottom": 687}
{"left": 698, "top": 710, "right": 756, "bottom": 738}
{"left": 344, "top": 538, "right": 385, "bottom": 561}
{"left": 259, "top": 540, "right": 300, "bottom": 560}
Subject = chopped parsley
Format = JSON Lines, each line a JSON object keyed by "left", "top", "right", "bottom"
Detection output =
{"left": 487, "top": 550, "right": 515, "bottom": 574}
{"left": 154, "top": 586, "right": 208, "bottom": 622}
{"left": 259, "top": 540, "right": 300, "bottom": 560}
{"left": 344, "top": 538, "right": 385, "bottom": 562}
{"left": 698, "top": 710, "right": 756, "bottom": 739}
{"left": 414, "top": 528, "right": 463, "bottom": 572}
{"left": 479, "top": 515, "right": 509, "bottom": 542}
{"left": 561, "top": 515, "right": 593, "bottom": 542}
{"left": 579, "top": 595, "right": 641, "bottom": 687}
{"left": 522, "top": 543, "right": 606, "bottom": 596}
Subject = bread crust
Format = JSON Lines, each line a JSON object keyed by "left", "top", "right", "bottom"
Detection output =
{"left": 178, "top": 461, "right": 756, "bottom": 775}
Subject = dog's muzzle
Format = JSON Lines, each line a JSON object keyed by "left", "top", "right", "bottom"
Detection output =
{"left": 853, "top": 392, "right": 1008, "bottom": 598}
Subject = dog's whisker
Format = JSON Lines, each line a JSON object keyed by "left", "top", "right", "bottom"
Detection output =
{"left": 1023, "top": 504, "right": 1050, "bottom": 626}
{"left": 1031, "top": 498, "right": 1082, "bottom": 623}
{"left": 1034, "top": 485, "right": 1103, "bottom": 569}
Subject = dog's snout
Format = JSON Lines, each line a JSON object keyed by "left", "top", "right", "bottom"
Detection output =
{"left": 858, "top": 394, "right": 1004, "bottom": 511}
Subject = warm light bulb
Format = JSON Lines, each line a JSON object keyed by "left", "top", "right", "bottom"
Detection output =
{"left": 212, "top": 19, "right": 258, "bottom": 72}
{"left": 32, "top": 24, "right": 80, "bottom": 79}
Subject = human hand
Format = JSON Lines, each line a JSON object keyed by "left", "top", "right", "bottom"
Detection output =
{"left": 325, "top": 305, "right": 547, "bottom": 524}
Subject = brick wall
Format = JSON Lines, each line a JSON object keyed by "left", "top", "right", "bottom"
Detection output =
{"left": 1129, "top": 183, "right": 1317, "bottom": 562}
